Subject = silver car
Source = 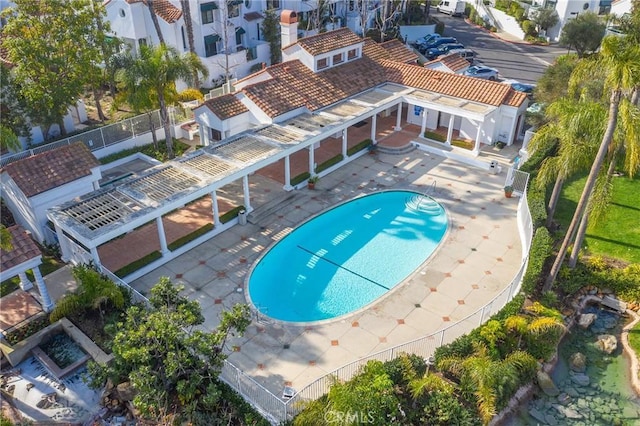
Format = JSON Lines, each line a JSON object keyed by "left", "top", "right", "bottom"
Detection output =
{"left": 463, "top": 65, "right": 499, "bottom": 81}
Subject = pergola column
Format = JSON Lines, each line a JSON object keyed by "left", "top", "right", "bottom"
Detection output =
{"left": 90, "top": 246, "right": 102, "bottom": 268}
{"left": 420, "top": 108, "right": 428, "bottom": 137}
{"left": 394, "top": 102, "right": 403, "bottom": 131}
{"left": 199, "top": 125, "right": 209, "bottom": 146}
{"left": 473, "top": 123, "right": 483, "bottom": 156}
{"left": 54, "top": 223, "right": 71, "bottom": 262}
{"left": 242, "top": 175, "right": 252, "bottom": 211}
{"left": 308, "top": 145, "right": 315, "bottom": 176}
{"left": 211, "top": 191, "right": 220, "bottom": 226}
{"left": 33, "top": 267, "right": 53, "bottom": 312}
{"left": 370, "top": 114, "right": 378, "bottom": 144}
{"left": 341, "top": 128, "right": 348, "bottom": 158}
{"left": 18, "top": 272, "right": 33, "bottom": 291}
{"left": 446, "top": 115, "right": 455, "bottom": 146}
{"left": 156, "top": 216, "right": 169, "bottom": 255}
{"left": 283, "top": 156, "right": 293, "bottom": 191}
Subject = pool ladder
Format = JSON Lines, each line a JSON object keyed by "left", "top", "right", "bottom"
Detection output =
{"left": 406, "top": 181, "right": 441, "bottom": 215}
{"left": 254, "top": 306, "right": 272, "bottom": 325}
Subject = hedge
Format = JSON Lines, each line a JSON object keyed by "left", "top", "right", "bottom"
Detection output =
{"left": 315, "top": 154, "right": 344, "bottom": 173}
{"left": 168, "top": 223, "right": 214, "bottom": 251}
{"left": 519, "top": 139, "right": 558, "bottom": 175}
{"left": 114, "top": 250, "right": 162, "bottom": 278}
{"left": 99, "top": 139, "right": 191, "bottom": 164}
{"left": 290, "top": 171, "right": 311, "bottom": 186}
{"left": 521, "top": 227, "right": 553, "bottom": 295}
{"left": 347, "top": 139, "right": 372, "bottom": 156}
{"left": 527, "top": 188, "right": 547, "bottom": 230}
{"left": 424, "top": 130, "right": 446, "bottom": 142}
{"left": 220, "top": 206, "right": 246, "bottom": 224}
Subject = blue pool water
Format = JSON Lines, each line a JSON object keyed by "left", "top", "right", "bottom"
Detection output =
{"left": 247, "top": 190, "right": 449, "bottom": 322}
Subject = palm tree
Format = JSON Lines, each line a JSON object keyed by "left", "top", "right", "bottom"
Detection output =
{"left": 50, "top": 264, "right": 125, "bottom": 323}
{"left": 544, "top": 36, "right": 640, "bottom": 291}
{"left": 146, "top": 0, "right": 165, "bottom": 45}
{"left": 180, "top": 0, "right": 197, "bottom": 86}
{"left": 437, "top": 342, "right": 537, "bottom": 425}
{"left": 115, "top": 44, "right": 208, "bottom": 158}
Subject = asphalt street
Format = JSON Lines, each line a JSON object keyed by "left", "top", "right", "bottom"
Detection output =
{"left": 433, "top": 12, "right": 567, "bottom": 84}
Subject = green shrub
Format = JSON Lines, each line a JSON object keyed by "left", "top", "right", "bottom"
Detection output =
{"left": 315, "top": 154, "right": 344, "bottom": 173}
{"left": 469, "top": 9, "right": 477, "bottom": 21}
{"left": 434, "top": 333, "right": 475, "bottom": 363}
{"left": 167, "top": 223, "right": 214, "bottom": 251}
{"left": 521, "top": 227, "right": 553, "bottom": 294}
{"left": 220, "top": 206, "right": 245, "bottom": 224}
{"left": 519, "top": 139, "right": 558, "bottom": 175}
{"left": 528, "top": 188, "right": 547, "bottom": 230}
{"left": 521, "top": 20, "right": 537, "bottom": 37}
{"left": 177, "top": 88, "right": 204, "bottom": 102}
{"left": 435, "top": 21, "right": 445, "bottom": 35}
{"left": 99, "top": 139, "right": 190, "bottom": 164}
{"left": 382, "top": 353, "right": 427, "bottom": 386}
{"left": 5, "top": 315, "right": 50, "bottom": 345}
{"left": 490, "top": 26, "right": 498, "bottom": 32}
{"left": 290, "top": 171, "right": 311, "bottom": 186}
{"left": 424, "top": 130, "right": 446, "bottom": 142}
{"left": 347, "top": 139, "right": 372, "bottom": 156}
{"left": 114, "top": 251, "right": 162, "bottom": 278}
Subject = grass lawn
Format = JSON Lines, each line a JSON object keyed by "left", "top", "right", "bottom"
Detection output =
{"left": 555, "top": 174, "right": 640, "bottom": 264}
{"left": 629, "top": 321, "right": 640, "bottom": 375}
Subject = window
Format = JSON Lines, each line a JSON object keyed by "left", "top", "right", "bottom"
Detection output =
{"left": 347, "top": 48, "right": 358, "bottom": 60}
{"left": 201, "top": 2, "right": 217, "bottom": 24}
{"left": 138, "top": 38, "right": 148, "bottom": 48}
{"left": 245, "top": 0, "right": 251, "bottom": 7}
{"left": 266, "top": 0, "right": 280, "bottom": 10}
{"left": 211, "top": 128, "right": 222, "bottom": 141}
{"left": 235, "top": 27, "right": 246, "bottom": 46}
{"left": 119, "top": 8, "right": 126, "bottom": 17}
{"left": 181, "top": 26, "right": 187, "bottom": 50}
{"left": 317, "top": 58, "right": 328, "bottom": 70}
{"left": 204, "top": 34, "right": 220, "bottom": 57}
{"left": 228, "top": 0, "right": 241, "bottom": 18}
{"left": 333, "top": 53, "right": 344, "bottom": 65}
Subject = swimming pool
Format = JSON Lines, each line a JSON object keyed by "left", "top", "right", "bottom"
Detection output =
{"left": 247, "top": 190, "right": 449, "bottom": 323}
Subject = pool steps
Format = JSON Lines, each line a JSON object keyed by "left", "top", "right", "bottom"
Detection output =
{"left": 247, "top": 192, "right": 306, "bottom": 226}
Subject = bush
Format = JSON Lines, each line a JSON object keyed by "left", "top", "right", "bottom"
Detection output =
{"left": 521, "top": 20, "right": 538, "bottom": 37}
{"left": 114, "top": 251, "right": 162, "bottom": 278}
{"left": 424, "top": 130, "right": 446, "bottom": 142}
{"left": 177, "top": 88, "right": 204, "bottom": 102}
{"left": 435, "top": 21, "right": 445, "bottom": 35}
{"left": 528, "top": 188, "right": 547, "bottom": 230}
{"left": 521, "top": 227, "right": 553, "bottom": 294}
{"left": 99, "top": 139, "right": 191, "bottom": 164}
{"left": 519, "top": 139, "right": 558, "bottom": 175}
{"left": 347, "top": 139, "right": 372, "bottom": 156}
{"left": 167, "top": 223, "right": 214, "bottom": 251}
{"left": 5, "top": 315, "right": 51, "bottom": 345}
{"left": 220, "top": 206, "right": 246, "bottom": 224}
{"left": 290, "top": 171, "right": 311, "bottom": 186}
{"left": 315, "top": 154, "right": 344, "bottom": 173}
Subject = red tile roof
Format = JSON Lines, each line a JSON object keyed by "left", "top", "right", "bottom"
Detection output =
{"left": 433, "top": 53, "right": 470, "bottom": 73}
{"left": 244, "top": 11, "right": 264, "bottom": 21}
{"left": 203, "top": 94, "right": 249, "bottom": 119}
{"left": 380, "top": 39, "right": 418, "bottom": 64}
{"left": 1, "top": 142, "right": 99, "bottom": 197}
{"left": 362, "top": 38, "right": 390, "bottom": 62}
{"left": 0, "top": 225, "right": 41, "bottom": 271}
{"left": 105, "top": 0, "right": 182, "bottom": 23}
{"left": 289, "top": 28, "right": 363, "bottom": 56}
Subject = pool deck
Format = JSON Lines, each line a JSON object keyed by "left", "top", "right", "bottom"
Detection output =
{"left": 131, "top": 148, "right": 522, "bottom": 397}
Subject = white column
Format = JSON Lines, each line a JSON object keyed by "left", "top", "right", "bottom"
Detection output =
{"left": 506, "top": 114, "right": 519, "bottom": 146}
{"left": 394, "top": 102, "right": 403, "bottom": 131}
{"left": 211, "top": 191, "right": 220, "bottom": 226}
{"left": 33, "top": 267, "right": 53, "bottom": 312}
{"left": 156, "top": 216, "right": 169, "bottom": 254}
{"left": 90, "top": 246, "right": 102, "bottom": 268}
{"left": 283, "top": 156, "right": 293, "bottom": 191}
{"left": 473, "top": 123, "right": 483, "bottom": 156}
{"left": 18, "top": 272, "right": 33, "bottom": 291}
{"left": 199, "top": 124, "right": 209, "bottom": 146}
{"left": 370, "top": 114, "right": 378, "bottom": 144}
{"left": 54, "top": 223, "right": 71, "bottom": 262}
{"left": 341, "top": 128, "right": 348, "bottom": 158}
{"left": 420, "top": 109, "right": 428, "bottom": 137}
{"left": 242, "top": 175, "right": 252, "bottom": 211}
{"left": 308, "top": 146, "right": 315, "bottom": 176}
{"left": 446, "top": 115, "right": 455, "bottom": 146}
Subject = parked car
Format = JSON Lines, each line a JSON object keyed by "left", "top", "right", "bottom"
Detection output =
{"left": 437, "top": 0, "right": 466, "bottom": 17}
{"left": 415, "top": 33, "right": 440, "bottom": 47}
{"left": 425, "top": 43, "right": 466, "bottom": 60}
{"left": 463, "top": 65, "right": 499, "bottom": 80}
{"left": 447, "top": 48, "right": 476, "bottom": 64}
{"left": 501, "top": 79, "right": 536, "bottom": 96}
{"left": 418, "top": 37, "right": 457, "bottom": 53}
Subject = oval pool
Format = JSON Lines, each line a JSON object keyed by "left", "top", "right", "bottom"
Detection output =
{"left": 247, "top": 190, "right": 449, "bottom": 323}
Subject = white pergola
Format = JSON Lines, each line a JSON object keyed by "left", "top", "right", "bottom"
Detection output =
{"left": 48, "top": 83, "right": 499, "bottom": 274}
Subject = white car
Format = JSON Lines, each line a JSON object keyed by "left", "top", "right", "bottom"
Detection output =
{"left": 463, "top": 65, "right": 499, "bottom": 81}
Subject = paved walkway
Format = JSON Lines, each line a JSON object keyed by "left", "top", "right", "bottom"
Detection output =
{"left": 131, "top": 147, "right": 522, "bottom": 396}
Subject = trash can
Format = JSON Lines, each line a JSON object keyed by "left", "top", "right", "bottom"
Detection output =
{"left": 238, "top": 209, "right": 247, "bottom": 225}
{"left": 489, "top": 160, "right": 500, "bottom": 175}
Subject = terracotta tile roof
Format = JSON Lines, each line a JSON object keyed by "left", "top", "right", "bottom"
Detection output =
{"left": 0, "top": 225, "right": 41, "bottom": 271}
{"left": 435, "top": 53, "right": 471, "bottom": 73}
{"left": 244, "top": 11, "right": 263, "bottom": 21}
{"left": 380, "top": 60, "right": 519, "bottom": 107}
{"left": 204, "top": 94, "right": 249, "bottom": 119}
{"left": 380, "top": 39, "right": 418, "bottom": 64}
{"left": 503, "top": 89, "right": 529, "bottom": 107}
{"left": 291, "top": 28, "right": 363, "bottom": 56}
{"left": 105, "top": 0, "right": 182, "bottom": 23}
{"left": 1, "top": 142, "right": 99, "bottom": 197}
{"left": 362, "top": 38, "right": 390, "bottom": 62}
{"left": 242, "top": 57, "right": 387, "bottom": 117}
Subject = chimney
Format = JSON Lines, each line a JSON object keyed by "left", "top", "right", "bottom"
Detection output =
{"left": 280, "top": 10, "right": 298, "bottom": 50}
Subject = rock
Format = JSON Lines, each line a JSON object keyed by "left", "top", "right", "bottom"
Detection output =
{"left": 553, "top": 404, "right": 583, "bottom": 419}
{"left": 578, "top": 313, "right": 597, "bottom": 329}
{"left": 529, "top": 407, "right": 547, "bottom": 423}
{"left": 569, "top": 352, "right": 587, "bottom": 372}
{"left": 557, "top": 393, "right": 572, "bottom": 405}
{"left": 537, "top": 371, "right": 560, "bottom": 396}
{"left": 570, "top": 372, "right": 591, "bottom": 387}
{"left": 603, "top": 316, "right": 617, "bottom": 329}
{"left": 545, "top": 413, "right": 559, "bottom": 425}
{"left": 577, "top": 398, "right": 589, "bottom": 408}
{"left": 596, "top": 334, "right": 618, "bottom": 354}
{"left": 565, "top": 387, "right": 579, "bottom": 398}
{"left": 602, "top": 295, "right": 627, "bottom": 313}
{"left": 116, "top": 382, "right": 136, "bottom": 401}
